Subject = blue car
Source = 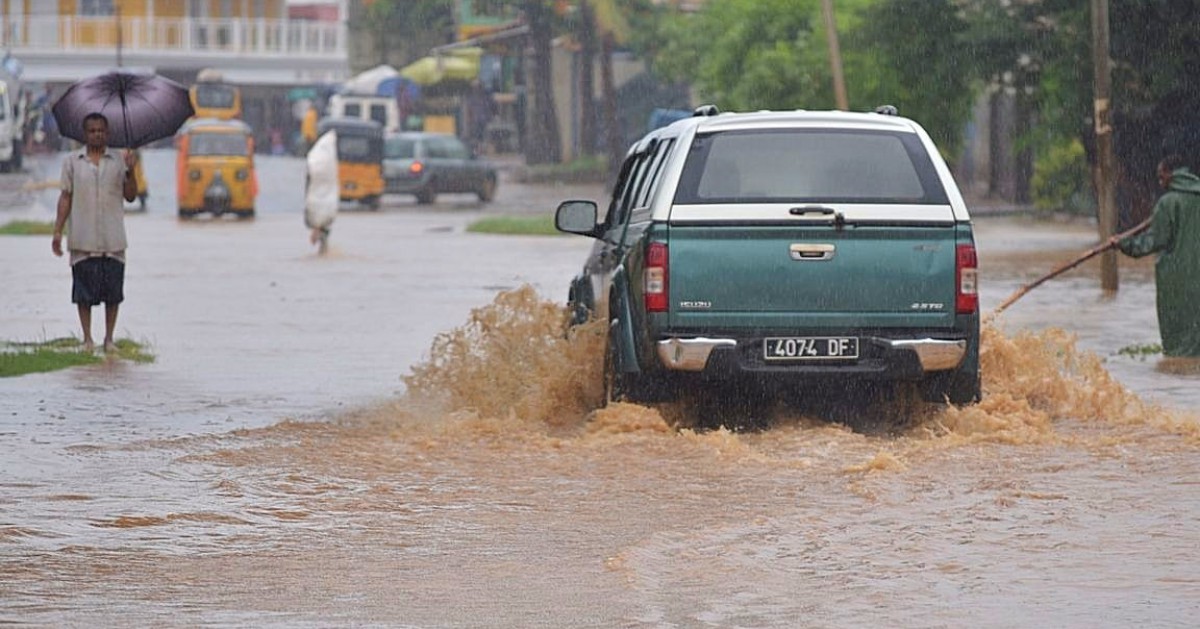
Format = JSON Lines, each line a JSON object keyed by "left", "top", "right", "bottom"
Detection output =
{"left": 382, "top": 132, "right": 498, "bottom": 204}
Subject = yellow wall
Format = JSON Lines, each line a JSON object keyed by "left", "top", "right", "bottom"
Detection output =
{"left": 12, "top": 0, "right": 285, "bottom": 19}
{"left": 22, "top": 1, "right": 288, "bottom": 49}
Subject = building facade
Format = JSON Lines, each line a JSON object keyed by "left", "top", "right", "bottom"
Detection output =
{"left": 2, "top": 0, "right": 348, "bottom": 85}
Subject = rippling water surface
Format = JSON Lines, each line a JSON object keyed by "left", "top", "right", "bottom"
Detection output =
{"left": 2, "top": 157, "right": 1197, "bottom": 626}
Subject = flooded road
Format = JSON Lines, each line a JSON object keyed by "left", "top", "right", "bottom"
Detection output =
{"left": 2, "top": 151, "right": 1197, "bottom": 627}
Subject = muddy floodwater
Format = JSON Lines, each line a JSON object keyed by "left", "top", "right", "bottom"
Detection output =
{"left": 2, "top": 151, "right": 1198, "bottom": 627}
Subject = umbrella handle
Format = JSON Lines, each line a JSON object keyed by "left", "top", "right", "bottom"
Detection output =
{"left": 120, "top": 84, "right": 133, "bottom": 148}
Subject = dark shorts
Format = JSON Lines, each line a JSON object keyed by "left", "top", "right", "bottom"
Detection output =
{"left": 71, "top": 256, "right": 125, "bottom": 306}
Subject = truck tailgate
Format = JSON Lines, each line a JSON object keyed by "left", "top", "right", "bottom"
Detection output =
{"left": 667, "top": 221, "right": 960, "bottom": 330}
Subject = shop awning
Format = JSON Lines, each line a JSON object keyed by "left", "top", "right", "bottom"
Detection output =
{"left": 399, "top": 48, "right": 481, "bottom": 86}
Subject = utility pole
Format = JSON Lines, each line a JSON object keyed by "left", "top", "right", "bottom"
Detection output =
{"left": 116, "top": 5, "right": 124, "bottom": 67}
{"left": 1091, "top": 0, "right": 1118, "bottom": 290}
{"left": 821, "top": 0, "right": 848, "bottom": 111}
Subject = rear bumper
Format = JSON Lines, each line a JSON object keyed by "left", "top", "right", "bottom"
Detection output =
{"left": 655, "top": 335, "right": 968, "bottom": 379}
{"left": 384, "top": 175, "right": 429, "bottom": 194}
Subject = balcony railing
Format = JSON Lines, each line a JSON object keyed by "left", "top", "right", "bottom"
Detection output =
{"left": 3, "top": 16, "right": 345, "bottom": 58}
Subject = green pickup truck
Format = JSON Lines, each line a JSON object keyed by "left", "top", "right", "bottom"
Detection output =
{"left": 555, "top": 106, "right": 980, "bottom": 406}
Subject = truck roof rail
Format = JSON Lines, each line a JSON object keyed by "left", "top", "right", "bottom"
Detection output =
{"left": 874, "top": 105, "right": 898, "bottom": 116}
{"left": 693, "top": 104, "right": 720, "bottom": 117}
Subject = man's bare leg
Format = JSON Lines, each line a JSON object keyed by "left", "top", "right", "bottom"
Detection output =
{"left": 78, "top": 304, "right": 94, "bottom": 352}
{"left": 103, "top": 303, "right": 120, "bottom": 353}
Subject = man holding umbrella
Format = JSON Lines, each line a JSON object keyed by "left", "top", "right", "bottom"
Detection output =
{"left": 51, "top": 113, "right": 138, "bottom": 353}
{"left": 48, "top": 70, "right": 194, "bottom": 353}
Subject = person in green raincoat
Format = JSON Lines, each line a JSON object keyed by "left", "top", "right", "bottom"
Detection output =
{"left": 1115, "top": 154, "right": 1200, "bottom": 357}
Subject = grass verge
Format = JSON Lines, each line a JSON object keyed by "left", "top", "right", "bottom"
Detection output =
{"left": 512, "top": 154, "right": 609, "bottom": 184}
{"left": 0, "top": 220, "right": 55, "bottom": 236}
{"left": 466, "top": 215, "right": 561, "bottom": 236}
{"left": 0, "top": 338, "right": 155, "bottom": 378}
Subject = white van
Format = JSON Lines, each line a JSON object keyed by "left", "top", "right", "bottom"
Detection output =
{"left": 327, "top": 94, "right": 399, "bottom": 133}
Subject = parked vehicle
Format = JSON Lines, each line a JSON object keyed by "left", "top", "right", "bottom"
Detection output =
{"left": 0, "top": 62, "right": 27, "bottom": 173}
{"left": 555, "top": 105, "right": 981, "bottom": 407}
{"left": 328, "top": 93, "right": 399, "bottom": 132}
{"left": 175, "top": 118, "right": 257, "bottom": 218}
{"left": 383, "top": 131, "right": 498, "bottom": 204}
{"left": 128, "top": 150, "right": 148, "bottom": 211}
{"left": 318, "top": 118, "right": 384, "bottom": 209}
{"left": 189, "top": 69, "right": 242, "bottom": 121}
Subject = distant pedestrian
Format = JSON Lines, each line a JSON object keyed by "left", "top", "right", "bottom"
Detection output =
{"left": 466, "top": 80, "right": 496, "bottom": 154}
{"left": 1115, "top": 154, "right": 1200, "bottom": 357}
{"left": 51, "top": 112, "right": 138, "bottom": 353}
{"left": 304, "top": 130, "right": 339, "bottom": 255}
{"left": 269, "top": 127, "right": 285, "bottom": 156}
{"left": 301, "top": 102, "right": 319, "bottom": 153}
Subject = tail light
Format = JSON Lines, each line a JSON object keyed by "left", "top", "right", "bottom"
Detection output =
{"left": 644, "top": 242, "right": 669, "bottom": 313}
{"left": 956, "top": 243, "right": 978, "bottom": 314}
{"left": 409, "top": 161, "right": 424, "bottom": 174}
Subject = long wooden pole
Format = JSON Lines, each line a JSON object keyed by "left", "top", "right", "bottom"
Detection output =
{"left": 821, "top": 0, "right": 849, "bottom": 111}
{"left": 1091, "top": 0, "right": 1119, "bottom": 290}
{"left": 990, "top": 218, "right": 1150, "bottom": 317}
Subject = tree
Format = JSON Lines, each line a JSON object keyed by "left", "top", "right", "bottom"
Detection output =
{"left": 523, "top": 0, "right": 564, "bottom": 164}
{"left": 848, "top": 0, "right": 979, "bottom": 157}
{"left": 576, "top": 1, "right": 599, "bottom": 156}
{"left": 582, "top": 0, "right": 637, "bottom": 175}
{"left": 348, "top": 0, "right": 456, "bottom": 71}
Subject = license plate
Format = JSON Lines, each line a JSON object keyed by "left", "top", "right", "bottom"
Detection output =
{"left": 763, "top": 337, "right": 859, "bottom": 360}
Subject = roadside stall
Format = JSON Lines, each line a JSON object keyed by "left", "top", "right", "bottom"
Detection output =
{"left": 398, "top": 48, "right": 482, "bottom": 136}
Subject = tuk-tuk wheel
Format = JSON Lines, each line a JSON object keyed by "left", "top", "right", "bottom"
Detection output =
{"left": 362, "top": 196, "right": 380, "bottom": 211}
{"left": 415, "top": 188, "right": 436, "bottom": 205}
{"left": 235, "top": 210, "right": 255, "bottom": 220}
{"left": 178, "top": 209, "right": 199, "bottom": 220}
{"left": 477, "top": 176, "right": 497, "bottom": 203}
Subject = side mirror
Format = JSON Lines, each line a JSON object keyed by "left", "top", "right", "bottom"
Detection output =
{"left": 555, "top": 199, "right": 598, "bottom": 236}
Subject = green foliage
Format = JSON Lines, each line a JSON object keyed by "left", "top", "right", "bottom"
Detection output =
{"left": 653, "top": 0, "right": 822, "bottom": 110}
{"left": 1032, "top": 139, "right": 1094, "bottom": 215}
{"left": 641, "top": 0, "right": 977, "bottom": 150}
{"left": 1116, "top": 342, "right": 1163, "bottom": 361}
{"left": 0, "top": 220, "right": 55, "bottom": 236}
{"left": 0, "top": 338, "right": 154, "bottom": 378}
{"left": 848, "top": 0, "right": 979, "bottom": 156}
{"left": 352, "top": 0, "right": 456, "bottom": 67}
{"left": 466, "top": 215, "right": 562, "bottom": 236}
{"left": 515, "top": 153, "right": 608, "bottom": 183}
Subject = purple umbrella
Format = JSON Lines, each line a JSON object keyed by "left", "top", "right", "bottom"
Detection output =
{"left": 51, "top": 71, "right": 195, "bottom": 149}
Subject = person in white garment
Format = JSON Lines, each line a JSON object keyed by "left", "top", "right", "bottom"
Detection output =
{"left": 304, "top": 130, "right": 339, "bottom": 255}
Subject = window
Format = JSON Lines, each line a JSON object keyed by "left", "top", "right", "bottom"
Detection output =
{"left": 338, "top": 135, "right": 372, "bottom": 159}
{"left": 189, "top": 133, "right": 247, "bottom": 156}
{"left": 603, "top": 154, "right": 643, "bottom": 230}
{"left": 79, "top": 0, "right": 115, "bottom": 16}
{"left": 385, "top": 137, "right": 416, "bottom": 159}
{"left": 675, "top": 130, "right": 948, "bottom": 205}
{"left": 441, "top": 137, "right": 470, "bottom": 159}
{"left": 424, "top": 139, "right": 447, "bottom": 159}
{"left": 343, "top": 103, "right": 362, "bottom": 118}
{"left": 633, "top": 139, "right": 675, "bottom": 213}
{"left": 369, "top": 104, "right": 388, "bottom": 129}
{"left": 193, "top": 84, "right": 236, "bottom": 109}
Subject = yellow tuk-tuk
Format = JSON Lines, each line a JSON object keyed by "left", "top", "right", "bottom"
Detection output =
{"left": 175, "top": 118, "right": 258, "bottom": 219}
{"left": 129, "top": 150, "right": 148, "bottom": 211}
{"left": 317, "top": 118, "right": 384, "bottom": 209}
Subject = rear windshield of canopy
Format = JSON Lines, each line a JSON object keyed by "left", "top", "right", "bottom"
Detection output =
{"left": 338, "top": 136, "right": 379, "bottom": 160}
{"left": 193, "top": 85, "right": 237, "bottom": 109}
{"left": 189, "top": 133, "right": 247, "bottom": 156}
{"left": 674, "top": 129, "right": 949, "bottom": 205}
